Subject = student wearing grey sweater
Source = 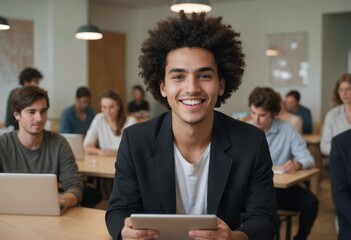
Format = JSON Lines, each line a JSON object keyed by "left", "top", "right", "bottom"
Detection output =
{"left": 0, "top": 86, "right": 83, "bottom": 209}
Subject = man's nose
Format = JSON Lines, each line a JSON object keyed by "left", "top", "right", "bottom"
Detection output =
{"left": 185, "top": 75, "right": 200, "bottom": 93}
{"left": 34, "top": 112, "right": 42, "bottom": 121}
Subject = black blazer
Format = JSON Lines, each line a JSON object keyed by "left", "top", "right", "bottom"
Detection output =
{"left": 106, "top": 111, "right": 277, "bottom": 240}
{"left": 330, "top": 129, "right": 351, "bottom": 239}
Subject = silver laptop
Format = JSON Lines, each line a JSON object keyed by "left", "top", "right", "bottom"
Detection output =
{"left": 0, "top": 173, "right": 65, "bottom": 216}
{"left": 60, "top": 133, "right": 85, "bottom": 160}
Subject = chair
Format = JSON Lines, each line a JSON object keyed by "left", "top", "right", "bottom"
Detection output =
{"left": 276, "top": 209, "right": 298, "bottom": 240}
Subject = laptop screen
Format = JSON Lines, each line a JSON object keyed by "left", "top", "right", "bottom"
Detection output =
{"left": 0, "top": 173, "right": 62, "bottom": 216}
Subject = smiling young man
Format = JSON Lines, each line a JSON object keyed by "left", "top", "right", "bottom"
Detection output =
{"left": 0, "top": 86, "right": 83, "bottom": 209}
{"left": 248, "top": 87, "right": 318, "bottom": 240}
{"left": 106, "top": 12, "right": 277, "bottom": 240}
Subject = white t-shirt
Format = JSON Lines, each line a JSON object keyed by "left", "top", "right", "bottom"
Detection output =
{"left": 83, "top": 113, "right": 136, "bottom": 151}
{"left": 174, "top": 143, "right": 210, "bottom": 214}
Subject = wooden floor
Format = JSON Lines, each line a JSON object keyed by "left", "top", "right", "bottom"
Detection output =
{"left": 279, "top": 168, "right": 338, "bottom": 240}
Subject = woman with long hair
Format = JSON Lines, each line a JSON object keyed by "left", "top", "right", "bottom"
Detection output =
{"left": 84, "top": 89, "right": 136, "bottom": 156}
{"left": 320, "top": 73, "right": 351, "bottom": 156}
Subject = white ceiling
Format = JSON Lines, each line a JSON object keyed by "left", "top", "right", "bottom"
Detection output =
{"left": 93, "top": 0, "right": 250, "bottom": 9}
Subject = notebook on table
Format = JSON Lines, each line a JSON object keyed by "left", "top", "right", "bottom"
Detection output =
{"left": 60, "top": 133, "right": 85, "bottom": 160}
{"left": 0, "top": 173, "right": 66, "bottom": 216}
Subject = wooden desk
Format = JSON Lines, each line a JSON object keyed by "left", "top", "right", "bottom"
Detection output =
{"left": 0, "top": 207, "right": 111, "bottom": 240}
{"left": 77, "top": 155, "right": 116, "bottom": 178}
{"left": 274, "top": 168, "right": 320, "bottom": 195}
{"left": 302, "top": 134, "right": 323, "bottom": 185}
{"left": 302, "top": 134, "right": 321, "bottom": 145}
{"left": 302, "top": 134, "right": 322, "bottom": 168}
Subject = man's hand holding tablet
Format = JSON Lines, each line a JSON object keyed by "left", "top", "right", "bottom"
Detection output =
{"left": 122, "top": 217, "right": 159, "bottom": 239}
{"left": 123, "top": 214, "right": 248, "bottom": 240}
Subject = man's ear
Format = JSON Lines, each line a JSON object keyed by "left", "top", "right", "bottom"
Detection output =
{"left": 160, "top": 81, "right": 167, "bottom": 97}
{"left": 218, "top": 78, "right": 225, "bottom": 96}
{"left": 13, "top": 111, "right": 20, "bottom": 121}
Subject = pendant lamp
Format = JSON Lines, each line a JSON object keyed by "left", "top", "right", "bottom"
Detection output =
{"left": 75, "top": 22, "right": 102, "bottom": 40}
{"left": 0, "top": 16, "right": 10, "bottom": 30}
{"left": 170, "top": 0, "right": 212, "bottom": 13}
{"left": 75, "top": 0, "right": 102, "bottom": 40}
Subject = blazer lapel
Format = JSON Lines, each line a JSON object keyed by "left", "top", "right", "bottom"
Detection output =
{"left": 151, "top": 112, "right": 176, "bottom": 213}
{"left": 207, "top": 112, "right": 235, "bottom": 214}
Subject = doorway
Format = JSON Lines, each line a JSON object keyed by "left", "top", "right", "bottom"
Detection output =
{"left": 88, "top": 31, "right": 126, "bottom": 113}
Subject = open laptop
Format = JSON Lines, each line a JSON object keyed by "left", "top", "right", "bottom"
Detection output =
{"left": 0, "top": 173, "right": 66, "bottom": 216}
{"left": 60, "top": 133, "right": 85, "bottom": 160}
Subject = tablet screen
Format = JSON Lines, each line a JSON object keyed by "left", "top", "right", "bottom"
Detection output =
{"left": 131, "top": 214, "right": 218, "bottom": 240}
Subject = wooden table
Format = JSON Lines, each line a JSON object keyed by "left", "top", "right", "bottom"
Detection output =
{"left": 302, "top": 134, "right": 323, "bottom": 185}
{"left": 76, "top": 155, "right": 116, "bottom": 178}
{"left": 78, "top": 155, "right": 320, "bottom": 194}
{"left": 274, "top": 168, "right": 320, "bottom": 195}
{"left": 302, "top": 134, "right": 322, "bottom": 169}
{"left": 0, "top": 207, "right": 111, "bottom": 240}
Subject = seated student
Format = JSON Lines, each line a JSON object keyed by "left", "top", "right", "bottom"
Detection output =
{"left": 277, "top": 93, "right": 303, "bottom": 134}
{"left": 84, "top": 90, "right": 136, "bottom": 157}
{"left": 320, "top": 73, "right": 351, "bottom": 156}
{"left": 285, "top": 90, "right": 313, "bottom": 134}
{"left": 329, "top": 129, "right": 351, "bottom": 240}
{"left": 249, "top": 87, "right": 318, "bottom": 240}
{"left": 60, "top": 86, "right": 95, "bottom": 135}
{"left": 0, "top": 86, "right": 83, "bottom": 209}
{"left": 5, "top": 67, "right": 43, "bottom": 130}
{"left": 106, "top": 12, "right": 277, "bottom": 240}
{"left": 127, "top": 85, "right": 150, "bottom": 122}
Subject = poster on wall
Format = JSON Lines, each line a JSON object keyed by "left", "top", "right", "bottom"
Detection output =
{"left": 0, "top": 18, "right": 33, "bottom": 122}
{"left": 266, "top": 32, "right": 308, "bottom": 86}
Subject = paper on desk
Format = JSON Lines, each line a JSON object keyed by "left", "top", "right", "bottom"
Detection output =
{"left": 272, "top": 166, "right": 285, "bottom": 174}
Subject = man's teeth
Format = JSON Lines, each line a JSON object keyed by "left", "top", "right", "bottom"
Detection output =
{"left": 182, "top": 99, "right": 202, "bottom": 106}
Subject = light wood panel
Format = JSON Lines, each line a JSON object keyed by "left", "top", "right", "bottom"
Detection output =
{"left": 77, "top": 155, "right": 116, "bottom": 178}
{"left": 0, "top": 207, "right": 111, "bottom": 240}
{"left": 274, "top": 168, "right": 320, "bottom": 195}
{"left": 89, "top": 31, "right": 126, "bottom": 113}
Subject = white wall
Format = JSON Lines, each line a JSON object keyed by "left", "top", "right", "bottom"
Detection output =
{"left": 0, "top": 0, "right": 88, "bottom": 120}
{"left": 321, "top": 13, "right": 351, "bottom": 120}
{"left": 90, "top": 3, "right": 170, "bottom": 116}
{"left": 2, "top": 0, "right": 351, "bottom": 124}
{"left": 48, "top": 0, "right": 88, "bottom": 118}
{"left": 92, "top": 0, "right": 351, "bottom": 126}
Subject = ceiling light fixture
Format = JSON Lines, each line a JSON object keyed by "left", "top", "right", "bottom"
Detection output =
{"left": 265, "top": 48, "right": 280, "bottom": 57}
{"left": 0, "top": 16, "right": 10, "bottom": 30}
{"left": 75, "top": 0, "right": 102, "bottom": 40}
{"left": 170, "top": 0, "right": 212, "bottom": 13}
{"left": 75, "top": 22, "right": 102, "bottom": 40}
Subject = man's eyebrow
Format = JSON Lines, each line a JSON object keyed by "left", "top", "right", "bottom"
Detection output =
{"left": 168, "top": 68, "right": 186, "bottom": 74}
{"left": 197, "top": 67, "right": 215, "bottom": 72}
{"left": 24, "top": 107, "right": 48, "bottom": 111}
{"left": 168, "top": 67, "right": 215, "bottom": 74}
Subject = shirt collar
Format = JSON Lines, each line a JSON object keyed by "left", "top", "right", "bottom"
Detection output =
{"left": 337, "top": 104, "right": 346, "bottom": 116}
{"left": 266, "top": 118, "right": 280, "bottom": 135}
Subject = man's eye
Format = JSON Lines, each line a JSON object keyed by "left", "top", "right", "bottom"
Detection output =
{"left": 199, "top": 74, "right": 211, "bottom": 79}
{"left": 172, "top": 75, "right": 183, "bottom": 80}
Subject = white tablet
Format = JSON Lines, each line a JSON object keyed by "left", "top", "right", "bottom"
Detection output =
{"left": 130, "top": 214, "right": 217, "bottom": 240}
